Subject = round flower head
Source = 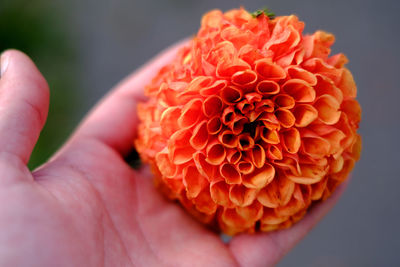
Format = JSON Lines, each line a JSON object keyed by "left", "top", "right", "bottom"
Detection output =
{"left": 135, "top": 8, "right": 361, "bottom": 235}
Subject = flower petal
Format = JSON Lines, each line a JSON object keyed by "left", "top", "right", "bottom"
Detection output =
{"left": 275, "top": 108, "right": 296, "bottom": 128}
{"left": 155, "top": 149, "right": 177, "bottom": 178}
{"left": 210, "top": 181, "right": 234, "bottom": 207}
{"left": 160, "top": 107, "right": 181, "bottom": 136}
{"left": 220, "top": 163, "right": 242, "bottom": 184}
{"left": 229, "top": 185, "right": 258, "bottom": 207}
{"left": 282, "top": 79, "right": 316, "bottom": 102}
{"left": 221, "top": 85, "right": 243, "bottom": 104}
{"left": 265, "top": 144, "right": 283, "bottom": 160}
{"left": 206, "top": 140, "right": 226, "bottom": 165}
{"left": 222, "top": 106, "right": 235, "bottom": 125}
{"left": 287, "top": 164, "right": 327, "bottom": 184}
{"left": 293, "top": 104, "right": 318, "bottom": 127}
{"left": 260, "top": 127, "right": 280, "bottom": 144}
{"left": 193, "top": 189, "right": 218, "bottom": 215}
{"left": 207, "top": 116, "right": 222, "bottom": 135}
{"left": 314, "top": 95, "right": 341, "bottom": 125}
{"left": 203, "top": 95, "right": 223, "bottom": 117}
{"left": 249, "top": 144, "right": 266, "bottom": 168}
{"left": 281, "top": 128, "right": 301, "bottom": 153}
{"left": 238, "top": 134, "right": 255, "bottom": 150}
{"left": 178, "top": 98, "right": 203, "bottom": 128}
{"left": 273, "top": 94, "right": 295, "bottom": 109}
{"left": 256, "top": 80, "right": 280, "bottom": 95}
{"left": 286, "top": 65, "right": 317, "bottom": 85}
{"left": 193, "top": 151, "right": 220, "bottom": 182}
{"left": 190, "top": 120, "right": 209, "bottom": 150}
{"left": 337, "top": 68, "right": 357, "bottom": 98}
{"left": 238, "top": 160, "right": 255, "bottom": 174}
{"left": 231, "top": 69, "right": 258, "bottom": 89}
{"left": 218, "top": 130, "right": 238, "bottom": 148}
{"left": 301, "top": 131, "right": 331, "bottom": 158}
{"left": 236, "top": 201, "right": 263, "bottom": 222}
{"left": 341, "top": 99, "right": 362, "bottom": 125}
{"left": 183, "top": 166, "right": 208, "bottom": 199}
{"left": 217, "top": 58, "right": 251, "bottom": 78}
{"left": 242, "top": 164, "right": 275, "bottom": 189}
{"left": 226, "top": 149, "right": 242, "bottom": 164}
{"left": 200, "top": 80, "right": 228, "bottom": 96}
{"left": 255, "top": 58, "right": 286, "bottom": 81}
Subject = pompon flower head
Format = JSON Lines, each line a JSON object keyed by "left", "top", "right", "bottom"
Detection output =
{"left": 135, "top": 8, "right": 361, "bottom": 235}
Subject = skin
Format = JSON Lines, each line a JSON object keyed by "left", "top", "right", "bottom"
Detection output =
{"left": 0, "top": 43, "right": 349, "bottom": 267}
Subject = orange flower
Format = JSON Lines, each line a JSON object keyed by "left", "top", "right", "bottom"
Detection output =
{"left": 135, "top": 8, "right": 361, "bottom": 235}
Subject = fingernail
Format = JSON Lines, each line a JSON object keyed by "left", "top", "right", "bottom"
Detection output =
{"left": 0, "top": 53, "right": 9, "bottom": 77}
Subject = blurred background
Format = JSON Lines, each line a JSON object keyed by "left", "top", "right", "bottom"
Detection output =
{"left": 1, "top": 0, "right": 399, "bottom": 265}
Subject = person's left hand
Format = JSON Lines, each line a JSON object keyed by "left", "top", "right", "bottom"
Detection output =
{"left": 0, "top": 47, "right": 348, "bottom": 267}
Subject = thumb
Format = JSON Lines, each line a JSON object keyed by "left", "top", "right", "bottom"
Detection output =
{"left": 0, "top": 50, "right": 49, "bottom": 166}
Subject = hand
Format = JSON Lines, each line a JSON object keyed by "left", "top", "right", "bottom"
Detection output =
{"left": 0, "top": 45, "right": 349, "bottom": 267}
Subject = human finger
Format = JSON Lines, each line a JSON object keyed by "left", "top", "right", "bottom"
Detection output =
{"left": 0, "top": 50, "right": 49, "bottom": 165}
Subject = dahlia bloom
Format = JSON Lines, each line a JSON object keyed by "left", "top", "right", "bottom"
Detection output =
{"left": 135, "top": 8, "right": 361, "bottom": 235}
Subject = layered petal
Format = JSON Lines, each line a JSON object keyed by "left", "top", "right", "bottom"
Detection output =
{"left": 135, "top": 8, "right": 361, "bottom": 235}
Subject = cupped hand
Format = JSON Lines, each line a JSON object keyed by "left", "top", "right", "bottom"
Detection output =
{"left": 0, "top": 45, "right": 348, "bottom": 267}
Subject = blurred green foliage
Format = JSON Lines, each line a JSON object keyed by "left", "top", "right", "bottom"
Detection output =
{"left": 0, "top": 0, "right": 80, "bottom": 169}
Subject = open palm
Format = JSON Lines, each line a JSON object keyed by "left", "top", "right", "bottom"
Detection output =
{"left": 0, "top": 45, "right": 348, "bottom": 267}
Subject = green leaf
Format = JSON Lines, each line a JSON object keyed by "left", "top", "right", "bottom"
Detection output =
{"left": 251, "top": 7, "right": 275, "bottom": 19}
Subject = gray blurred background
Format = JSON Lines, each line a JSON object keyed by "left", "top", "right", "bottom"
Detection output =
{"left": 1, "top": 0, "right": 399, "bottom": 266}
